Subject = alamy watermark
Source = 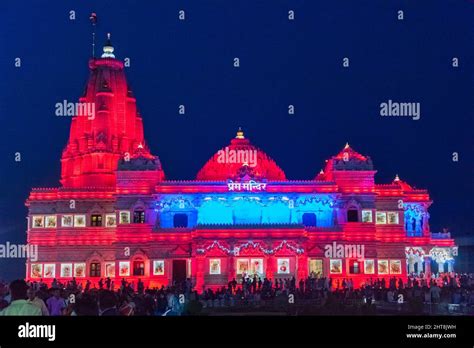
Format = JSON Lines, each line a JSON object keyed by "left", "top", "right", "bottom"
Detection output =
{"left": 18, "top": 322, "right": 55, "bottom": 341}
{"left": 324, "top": 242, "right": 365, "bottom": 258}
{"left": 0, "top": 242, "right": 38, "bottom": 261}
{"left": 380, "top": 100, "right": 420, "bottom": 120}
{"left": 55, "top": 100, "right": 95, "bottom": 120}
{"left": 217, "top": 146, "right": 257, "bottom": 167}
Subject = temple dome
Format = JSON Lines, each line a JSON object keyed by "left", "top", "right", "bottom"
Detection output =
{"left": 196, "top": 128, "right": 286, "bottom": 181}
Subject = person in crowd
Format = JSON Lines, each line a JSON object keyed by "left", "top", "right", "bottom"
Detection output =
{"left": 27, "top": 287, "right": 49, "bottom": 315}
{"left": 0, "top": 280, "right": 42, "bottom": 316}
{"left": 46, "top": 287, "right": 66, "bottom": 316}
{"left": 99, "top": 290, "right": 119, "bottom": 316}
{"left": 137, "top": 279, "right": 144, "bottom": 294}
{"left": 74, "top": 293, "right": 98, "bottom": 315}
{"left": 430, "top": 283, "right": 441, "bottom": 304}
{"left": 387, "top": 289, "right": 394, "bottom": 302}
{"left": 1, "top": 272, "right": 473, "bottom": 315}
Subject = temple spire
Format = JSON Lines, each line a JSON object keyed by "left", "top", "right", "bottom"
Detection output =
{"left": 61, "top": 32, "right": 152, "bottom": 187}
{"left": 101, "top": 33, "right": 115, "bottom": 58}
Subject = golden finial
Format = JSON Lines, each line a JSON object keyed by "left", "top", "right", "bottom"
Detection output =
{"left": 344, "top": 142, "right": 350, "bottom": 149}
{"left": 101, "top": 33, "right": 115, "bottom": 58}
{"left": 394, "top": 174, "right": 400, "bottom": 182}
{"left": 236, "top": 127, "right": 245, "bottom": 139}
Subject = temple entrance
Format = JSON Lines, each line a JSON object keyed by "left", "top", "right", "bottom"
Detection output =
{"left": 172, "top": 260, "right": 187, "bottom": 285}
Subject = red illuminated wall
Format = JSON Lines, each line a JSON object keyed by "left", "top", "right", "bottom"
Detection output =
{"left": 60, "top": 57, "right": 153, "bottom": 187}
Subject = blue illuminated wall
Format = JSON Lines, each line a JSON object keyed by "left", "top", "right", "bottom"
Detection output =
{"left": 155, "top": 193, "right": 336, "bottom": 228}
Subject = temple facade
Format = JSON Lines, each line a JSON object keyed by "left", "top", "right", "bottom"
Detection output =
{"left": 25, "top": 37, "right": 457, "bottom": 291}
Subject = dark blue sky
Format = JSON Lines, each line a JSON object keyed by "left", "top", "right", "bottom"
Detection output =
{"left": 0, "top": 0, "right": 472, "bottom": 280}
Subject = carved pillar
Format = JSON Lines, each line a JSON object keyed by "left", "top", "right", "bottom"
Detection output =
{"left": 407, "top": 216, "right": 414, "bottom": 235}
{"left": 228, "top": 255, "right": 236, "bottom": 282}
{"left": 332, "top": 208, "right": 338, "bottom": 226}
{"left": 193, "top": 255, "right": 205, "bottom": 293}
{"left": 408, "top": 260, "right": 415, "bottom": 274}
{"left": 290, "top": 209, "right": 298, "bottom": 224}
{"left": 422, "top": 212, "right": 429, "bottom": 233}
{"left": 447, "top": 260, "right": 453, "bottom": 273}
{"left": 417, "top": 260, "right": 423, "bottom": 275}
{"left": 423, "top": 256, "right": 431, "bottom": 278}
{"left": 266, "top": 255, "right": 275, "bottom": 281}
{"left": 437, "top": 261, "right": 445, "bottom": 274}
{"left": 336, "top": 207, "right": 345, "bottom": 225}
{"left": 297, "top": 254, "right": 308, "bottom": 282}
{"left": 415, "top": 217, "right": 422, "bottom": 236}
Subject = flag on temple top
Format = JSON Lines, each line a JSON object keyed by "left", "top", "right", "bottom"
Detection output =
{"left": 89, "top": 12, "right": 97, "bottom": 25}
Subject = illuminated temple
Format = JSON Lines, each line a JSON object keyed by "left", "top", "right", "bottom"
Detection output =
{"left": 25, "top": 36, "right": 457, "bottom": 290}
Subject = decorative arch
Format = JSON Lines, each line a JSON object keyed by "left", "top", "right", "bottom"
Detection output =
{"left": 345, "top": 198, "right": 361, "bottom": 210}
{"left": 131, "top": 248, "right": 149, "bottom": 262}
{"left": 86, "top": 251, "right": 104, "bottom": 278}
{"left": 86, "top": 250, "right": 105, "bottom": 264}
{"left": 345, "top": 199, "right": 361, "bottom": 222}
{"left": 130, "top": 249, "right": 149, "bottom": 277}
{"left": 405, "top": 247, "right": 425, "bottom": 264}
{"left": 89, "top": 203, "right": 105, "bottom": 214}
{"left": 131, "top": 199, "right": 147, "bottom": 211}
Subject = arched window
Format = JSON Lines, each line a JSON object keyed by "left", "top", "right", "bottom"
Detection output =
{"left": 90, "top": 262, "right": 101, "bottom": 277}
{"left": 347, "top": 209, "right": 359, "bottom": 222}
{"left": 302, "top": 213, "right": 317, "bottom": 227}
{"left": 349, "top": 260, "right": 360, "bottom": 274}
{"left": 133, "top": 260, "right": 145, "bottom": 276}
{"left": 173, "top": 213, "right": 188, "bottom": 228}
{"left": 133, "top": 210, "right": 145, "bottom": 223}
{"left": 91, "top": 214, "right": 103, "bottom": 226}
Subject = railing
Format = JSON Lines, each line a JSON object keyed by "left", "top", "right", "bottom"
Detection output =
{"left": 152, "top": 227, "right": 194, "bottom": 233}
{"left": 431, "top": 232, "right": 451, "bottom": 239}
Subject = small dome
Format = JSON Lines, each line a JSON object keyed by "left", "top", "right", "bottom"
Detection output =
{"left": 315, "top": 169, "right": 326, "bottom": 181}
{"left": 196, "top": 128, "right": 286, "bottom": 181}
{"left": 117, "top": 143, "right": 162, "bottom": 171}
{"left": 118, "top": 155, "right": 162, "bottom": 171}
{"left": 321, "top": 143, "right": 374, "bottom": 174}
{"left": 392, "top": 174, "right": 414, "bottom": 191}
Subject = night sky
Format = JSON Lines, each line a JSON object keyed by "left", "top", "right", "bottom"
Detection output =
{"left": 0, "top": 0, "right": 472, "bottom": 280}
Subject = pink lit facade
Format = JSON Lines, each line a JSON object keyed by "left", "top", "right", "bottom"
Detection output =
{"left": 25, "top": 39, "right": 457, "bottom": 291}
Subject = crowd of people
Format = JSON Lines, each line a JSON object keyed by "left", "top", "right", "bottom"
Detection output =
{"left": 0, "top": 272, "right": 473, "bottom": 316}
